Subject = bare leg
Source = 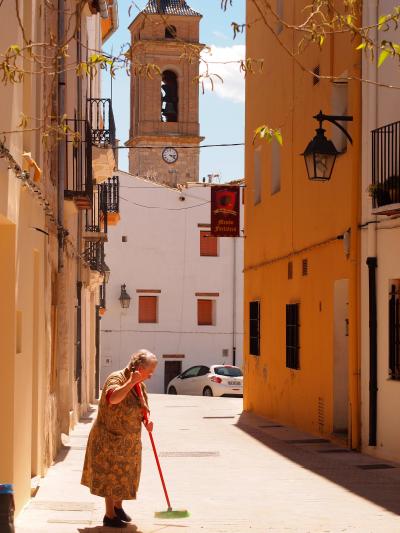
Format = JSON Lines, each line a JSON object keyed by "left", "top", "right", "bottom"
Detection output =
{"left": 105, "top": 496, "right": 116, "bottom": 518}
{"left": 114, "top": 499, "right": 123, "bottom": 509}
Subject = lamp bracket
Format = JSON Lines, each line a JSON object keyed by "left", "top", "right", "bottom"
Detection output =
{"left": 313, "top": 111, "right": 353, "bottom": 145}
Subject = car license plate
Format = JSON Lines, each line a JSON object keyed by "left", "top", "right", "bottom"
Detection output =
{"left": 228, "top": 381, "right": 241, "bottom": 386}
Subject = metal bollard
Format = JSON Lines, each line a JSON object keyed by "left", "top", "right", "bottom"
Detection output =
{"left": 0, "top": 484, "right": 15, "bottom": 533}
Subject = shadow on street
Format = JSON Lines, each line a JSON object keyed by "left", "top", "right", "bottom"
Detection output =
{"left": 236, "top": 411, "right": 400, "bottom": 517}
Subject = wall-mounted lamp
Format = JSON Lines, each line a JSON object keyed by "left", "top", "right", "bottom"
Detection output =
{"left": 302, "top": 111, "right": 353, "bottom": 181}
{"left": 102, "top": 261, "right": 111, "bottom": 284}
{"left": 119, "top": 284, "right": 131, "bottom": 309}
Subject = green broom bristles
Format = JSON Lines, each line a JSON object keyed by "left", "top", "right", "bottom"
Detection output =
{"left": 154, "top": 508, "right": 190, "bottom": 519}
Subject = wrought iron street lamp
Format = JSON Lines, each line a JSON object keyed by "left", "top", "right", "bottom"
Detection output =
{"left": 119, "top": 284, "right": 131, "bottom": 309}
{"left": 302, "top": 111, "right": 353, "bottom": 181}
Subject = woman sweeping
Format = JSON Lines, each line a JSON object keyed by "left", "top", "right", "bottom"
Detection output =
{"left": 81, "top": 349, "right": 158, "bottom": 528}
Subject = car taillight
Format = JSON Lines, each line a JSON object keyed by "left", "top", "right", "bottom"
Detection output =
{"left": 211, "top": 376, "right": 222, "bottom": 383}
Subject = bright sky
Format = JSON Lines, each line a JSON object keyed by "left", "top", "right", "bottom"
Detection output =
{"left": 102, "top": 0, "right": 245, "bottom": 182}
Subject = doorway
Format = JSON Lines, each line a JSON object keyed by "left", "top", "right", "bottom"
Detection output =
{"left": 333, "top": 279, "right": 349, "bottom": 437}
{"left": 164, "top": 360, "right": 182, "bottom": 393}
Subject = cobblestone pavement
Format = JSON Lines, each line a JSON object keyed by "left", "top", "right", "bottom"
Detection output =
{"left": 16, "top": 395, "right": 400, "bottom": 532}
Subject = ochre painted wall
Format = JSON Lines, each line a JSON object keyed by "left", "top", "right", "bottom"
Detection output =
{"left": 244, "top": 1, "right": 361, "bottom": 442}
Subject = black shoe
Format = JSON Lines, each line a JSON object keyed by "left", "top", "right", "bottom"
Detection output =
{"left": 103, "top": 514, "right": 127, "bottom": 528}
{"left": 114, "top": 506, "right": 132, "bottom": 523}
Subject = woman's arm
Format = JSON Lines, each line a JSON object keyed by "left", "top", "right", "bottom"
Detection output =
{"left": 108, "top": 371, "right": 142, "bottom": 405}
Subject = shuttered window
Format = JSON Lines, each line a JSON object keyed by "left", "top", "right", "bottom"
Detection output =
{"left": 198, "top": 299, "right": 214, "bottom": 326}
{"left": 139, "top": 296, "right": 158, "bottom": 323}
{"left": 286, "top": 303, "right": 300, "bottom": 369}
{"left": 200, "top": 231, "right": 218, "bottom": 256}
{"left": 249, "top": 301, "right": 260, "bottom": 356}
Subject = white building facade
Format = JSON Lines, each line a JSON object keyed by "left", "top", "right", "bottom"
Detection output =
{"left": 100, "top": 171, "right": 244, "bottom": 393}
{"left": 361, "top": 1, "right": 400, "bottom": 462}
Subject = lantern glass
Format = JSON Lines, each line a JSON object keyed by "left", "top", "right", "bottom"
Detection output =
{"left": 119, "top": 284, "right": 131, "bottom": 309}
{"left": 302, "top": 127, "right": 338, "bottom": 181}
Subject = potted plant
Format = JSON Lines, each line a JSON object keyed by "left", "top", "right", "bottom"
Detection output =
{"left": 367, "top": 183, "right": 390, "bottom": 207}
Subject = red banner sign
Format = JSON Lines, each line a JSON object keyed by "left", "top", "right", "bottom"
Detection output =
{"left": 211, "top": 185, "right": 240, "bottom": 237}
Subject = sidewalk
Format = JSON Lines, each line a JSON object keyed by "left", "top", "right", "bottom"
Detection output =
{"left": 16, "top": 394, "right": 400, "bottom": 533}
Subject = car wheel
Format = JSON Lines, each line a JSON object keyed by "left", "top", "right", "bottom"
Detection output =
{"left": 203, "top": 386, "right": 213, "bottom": 397}
{"left": 168, "top": 386, "right": 177, "bottom": 395}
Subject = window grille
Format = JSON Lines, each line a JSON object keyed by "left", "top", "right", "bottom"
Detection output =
{"left": 389, "top": 284, "right": 400, "bottom": 379}
{"left": 286, "top": 303, "right": 300, "bottom": 369}
{"left": 302, "top": 258, "right": 308, "bottom": 276}
{"left": 249, "top": 301, "right": 260, "bottom": 356}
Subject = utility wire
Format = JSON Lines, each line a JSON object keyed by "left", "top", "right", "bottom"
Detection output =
{"left": 105, "top": 143, "right": 245, "bottom": 150}
{"left": 120, "top": 195, "right": 210, "bottom": 210}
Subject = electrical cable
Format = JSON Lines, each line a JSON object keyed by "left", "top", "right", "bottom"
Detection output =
{"left": 119, "top": 195, "right": 210, "bottom": 210}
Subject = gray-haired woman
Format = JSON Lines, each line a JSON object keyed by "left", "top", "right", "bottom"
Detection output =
{"left": 81, "top": 349, "right": 158, "bottom": 528}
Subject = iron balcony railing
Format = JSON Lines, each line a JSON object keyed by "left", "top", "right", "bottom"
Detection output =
{"left": 85, "top": 184, "right": 108, "bottom": 236}
{"left": 87, "top": 98, "right": 116, "bottom": 147}
{"left": 371, "top": 121, "right": 400, "bottom": 208}
{"left": 64, "top": 119, "right": 93, "bottom": 209}
{"left": 104, "top": 176, "right": 120, "bottom": 214}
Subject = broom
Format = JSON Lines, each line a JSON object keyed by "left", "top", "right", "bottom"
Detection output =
{"left": 134, "top": 383, "right": 190, "bottom": 519}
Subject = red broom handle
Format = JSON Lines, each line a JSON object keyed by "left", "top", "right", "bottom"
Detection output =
{"left": 134, "top": 383, "right": 172, "bottom": 510}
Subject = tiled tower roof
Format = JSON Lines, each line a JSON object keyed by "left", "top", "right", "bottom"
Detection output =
{"left": 142, "top": 0, "right": 201, "bottom": 16}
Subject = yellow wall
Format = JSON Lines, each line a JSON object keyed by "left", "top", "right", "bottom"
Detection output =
{"left": 244, "top": 1, "right": 361, "bottom": 445}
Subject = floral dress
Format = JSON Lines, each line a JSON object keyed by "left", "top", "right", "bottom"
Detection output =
{"left": 81, "top": 368, "right": 149, "bottom": 500}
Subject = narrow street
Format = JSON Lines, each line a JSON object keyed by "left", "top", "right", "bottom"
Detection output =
{"left": 16, "top": 395, "right": 400, "bottom": 533}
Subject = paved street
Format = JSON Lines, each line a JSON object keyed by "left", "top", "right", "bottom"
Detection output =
{"left": 16, "top": 395, "right": 400, "bottom": 533}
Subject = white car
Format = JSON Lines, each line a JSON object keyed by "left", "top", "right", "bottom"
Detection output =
{"left": 167, "top": 365, "right": 243, "bottom": 397}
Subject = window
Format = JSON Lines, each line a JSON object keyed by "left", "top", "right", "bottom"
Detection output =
{"left": 198, "top": 366, "right": 210, "bottom": 376}
{"left": 161, "top": 70, "right": 178, "bottom": 122}
{"left": 271, "top": 140, "right": 281, "bottom": 194}
{"left": 181, "top": 366, "right": 201, "bottom": 379}
{"left": 288, "top": 261, "right": 293, "bottom": 280}
{"left": 313, "top": 65, "right": 320, "bottom": 86}
{"left": 254, "top": 147, "right": 262, "bottom": 204}
{"left": 165, "top": 25, "right": 177, "bottom": 39}
{"left": 302, "top": 258, "right": 309, "bottom": 276}
{"left": 139, "top": 295, "right": 158, "bottom": 323}
{"left": 200, "top": 230, "right": 218, "bottom": 256}
{"left": 198, "top": 299, "right": 214, "bottom": 326}
{"left": 286, "top": 303, "right": 300, "bottom": 369}
{"left": 249, "top": 301, "right": 260, "bottom": 355}
{"left": 389, "top": 283, "right": 400, "bottom": 379}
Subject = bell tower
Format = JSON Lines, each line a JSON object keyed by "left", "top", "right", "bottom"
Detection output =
{"left": 127, "top": 0, "right": 204, "bottom": 186}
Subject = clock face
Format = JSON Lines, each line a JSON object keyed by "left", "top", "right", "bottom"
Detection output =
{"left": 162, "top": 147, "right": 178, "bottom": 164}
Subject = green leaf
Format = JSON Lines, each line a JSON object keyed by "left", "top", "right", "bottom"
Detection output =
{"left": 378, "top": 49, "right": 390, "bottom": 67}
{"left": 378, "top": 14, "right": 388, "bottom": 30}
{"left": 356, "top": 42, "right": 367, "bottom": 50}
{"left": 274, "top": 130, "right": 283, "bottom": 145}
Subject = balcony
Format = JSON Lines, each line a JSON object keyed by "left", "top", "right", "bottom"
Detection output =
{"left": 88, "top": 98, "right": 116, "bottom": 184}
{"left": 64, "top": 119, "right": 93, "bottom": 210}
{"left": 371, "top": 121, "right": 400, "bottom": 216}
{"left": 102, "top": 176, "right": 120, "bottom": 225}
{"left": 83, "top": 185, "right": 108, "bottom": 243}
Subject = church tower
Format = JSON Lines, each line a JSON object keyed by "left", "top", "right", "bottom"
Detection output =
{"left": 127, "top": 0, "right": 204, "bottom": 186}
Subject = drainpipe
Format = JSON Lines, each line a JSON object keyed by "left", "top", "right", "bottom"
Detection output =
{"left": 367, "top": 253, "right": 378, "bottom": 446}
{"left": 367, "top": 0, "right": 380, "bottom": 448}
{"left": 57, "top": 0, "right": 66, "bottom": 271}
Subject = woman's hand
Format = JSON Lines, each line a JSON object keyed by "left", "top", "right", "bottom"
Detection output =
{"left": 144, "top": 419, "right": 153, "bottom": 433}
{"left": 127, "top": 370, "right": 142, "bottom": 388}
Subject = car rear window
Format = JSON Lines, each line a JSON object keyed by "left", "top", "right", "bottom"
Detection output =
{"left": 214, "top": 366, "right": 243, "bottom": 377}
